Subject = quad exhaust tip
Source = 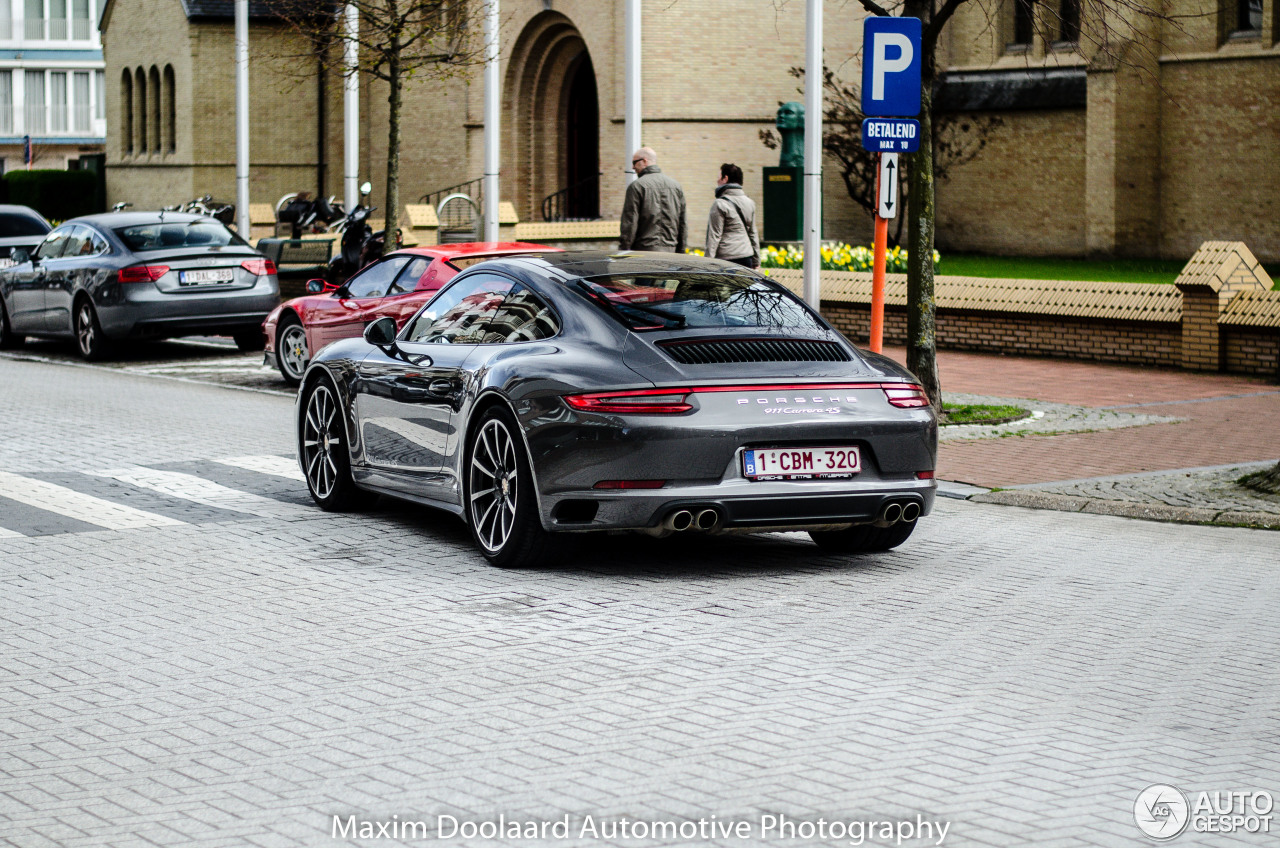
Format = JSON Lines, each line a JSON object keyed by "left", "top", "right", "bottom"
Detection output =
{"left": 660, "top": 508, "right": 722, "bottom": 532}
{"left": 663, "top": 509, "right": 694, "bottom": 532}
{"left": 901, "top": 501, "right": 921, "bottom": 523}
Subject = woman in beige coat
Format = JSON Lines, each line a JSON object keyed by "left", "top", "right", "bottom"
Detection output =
{"left": 704, "top": 163, "right": 761, "bottom": 269}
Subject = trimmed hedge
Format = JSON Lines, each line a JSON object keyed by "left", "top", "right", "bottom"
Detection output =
{"left": 3, "top": 170, "right": 100, "bottom": 221}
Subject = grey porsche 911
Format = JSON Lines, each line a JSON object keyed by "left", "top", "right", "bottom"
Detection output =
{"left": 296, "top": 251, "right": 937, "bottom": 568}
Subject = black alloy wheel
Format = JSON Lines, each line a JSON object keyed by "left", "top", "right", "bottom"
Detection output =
{"left": 301, "top": 376, "right": 365, "bottom": 511}
{"left": 0, "top": 300, "right": 23, "bottom": 349}
{"left": 276, "top": 315, "right": 309, "bottom": 386}
{"left": 75, "top": 300, "right": 110, "bottom": 361}
{"left": 810, "top": 519, "right": 917, "bottom": 554}
{"left": 466, "top": 405, "right": 560, "bottom": 568}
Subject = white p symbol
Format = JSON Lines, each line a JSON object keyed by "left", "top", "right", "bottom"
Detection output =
{"left": 871, "top": 32, "right": 914, "bottom": 100}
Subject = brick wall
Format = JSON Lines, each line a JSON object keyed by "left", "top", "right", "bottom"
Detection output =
{"left": 822, "top": 302, "right": 1183, "bottom": 368}
{"left": 1224, "top": 330, "right": 1280, "bottom": 378}
{"left": 763, "top": 265, "right": 1278, "bottom": 379}
{"left": 935, "top": 109, "right": 1087, "bottom": 257}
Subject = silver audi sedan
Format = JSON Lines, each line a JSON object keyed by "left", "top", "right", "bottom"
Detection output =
{"left": 0, "top": 211, "right": 280, "bottom": 359}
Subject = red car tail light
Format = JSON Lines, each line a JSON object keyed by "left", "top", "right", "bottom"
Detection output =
{"left": 241, "top": 258, "right": 277, "bottom": 276}
{"left": 117, "top": 264, "right": 170, "bottom": 284}
{"left": 884, "top": 385, "right": 930, "bottom": 408}
{"left": 564, "top": 389, "right": 693, "bottom": 414}
{"left": 592, "top": 480, "right": 667, "bottom": 490}
{"left": 916, "top": 470, "right": 935, "bottom": 479}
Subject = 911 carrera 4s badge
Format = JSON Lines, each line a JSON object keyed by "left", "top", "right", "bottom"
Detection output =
{"left": 737, "top": 394, "right": 855, "bottom": 415}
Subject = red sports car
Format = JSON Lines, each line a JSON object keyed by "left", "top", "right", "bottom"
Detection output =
{"left": 262, "top": 242, "right": 560, "bottom": 384}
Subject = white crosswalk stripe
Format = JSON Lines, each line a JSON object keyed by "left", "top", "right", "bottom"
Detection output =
{"left": 0, "top": 470, "right": 185, "bottom": 531}
{"left": 214, "top": 455, "right": 305, "bottom": 482}
{"left": 86, "top": 465, "right": 312, "bottom": 519}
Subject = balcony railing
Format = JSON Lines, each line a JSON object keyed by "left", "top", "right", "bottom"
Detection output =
{"left": 24, "top": 104, "right": 46, "bottom": 134}
{"left": 7, "top": 16, "right": 96, "bottom": 41}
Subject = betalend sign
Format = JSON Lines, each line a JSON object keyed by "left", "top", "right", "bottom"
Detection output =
{"left": 861, "top": 118, "right": 921, "bottom": 153}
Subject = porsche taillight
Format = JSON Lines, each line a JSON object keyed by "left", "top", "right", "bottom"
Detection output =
{"left": 564, "top": 389, "right": 693, "bottom": 414}
{"left": 117, "top": 264, "right": 170, "bottom": 283}
{"left": 884, "top": 385, "right": 930, "bottom": 408}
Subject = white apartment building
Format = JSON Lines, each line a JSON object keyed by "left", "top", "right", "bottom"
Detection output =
{"left": 0, "top": 0, "right": 105, "bottom": 171}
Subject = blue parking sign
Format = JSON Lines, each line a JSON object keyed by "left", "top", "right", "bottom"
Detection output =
{"left": 861, "top": 17, "right": 922, "bottom": 117}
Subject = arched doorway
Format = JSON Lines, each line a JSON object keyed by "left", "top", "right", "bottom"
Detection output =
{"left": 563, "top": 55, "right": 599, "bottom": 219}
{"left": 504, "top": 13, "right": 599, "bottom": 221}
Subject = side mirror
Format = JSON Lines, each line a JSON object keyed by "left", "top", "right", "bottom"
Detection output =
{"left": 360, "top": 181, "right": 372, "bottom": 197}
{"left": 363, "top": 316, "right": 398, "bottom": 349}
{"left": 306, "top": 278, "right": 339, "bottom": 294}
{"left": 11, "top": 248, "right": 29, "bottom": 265}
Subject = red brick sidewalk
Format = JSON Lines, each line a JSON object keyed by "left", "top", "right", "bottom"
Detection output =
{"left": 882, "top": 347, "right": 1280, "bottom": 487}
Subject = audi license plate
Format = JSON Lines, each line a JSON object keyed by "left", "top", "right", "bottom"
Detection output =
{"left": 179, "top": 268, "right": 235, "bottom": 286}
{"left": 743, "top": 446, "right": 861, "bottom": 481}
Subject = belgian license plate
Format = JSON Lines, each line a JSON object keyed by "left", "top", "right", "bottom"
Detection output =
{"left": 743, "top": 446, "right": 861, "bottom": 480}
{"left": 179, "top": 268, "right": 235, "bottom": 286}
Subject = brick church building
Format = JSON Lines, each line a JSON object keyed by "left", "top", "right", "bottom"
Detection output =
{"left": 99, "top": 0, "right": 1278, "bottom": 260}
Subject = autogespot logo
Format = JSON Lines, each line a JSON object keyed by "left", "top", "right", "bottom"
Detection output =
{"left": 1134, "top": 785, "right": 1190, "bottom": 840}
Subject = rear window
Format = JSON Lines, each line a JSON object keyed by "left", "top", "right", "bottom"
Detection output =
{"left": 0, "top": 212, "right": 51, "bottom": 238}
{"left": 576, "top": 273, "right": 824, "bottom": 332}
{"left": 114, "top": 220, "right": 248, "bottom": 252}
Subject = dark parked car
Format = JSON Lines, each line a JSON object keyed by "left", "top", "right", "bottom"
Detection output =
{"left": 0, "top": 212, "right": 279, "bottom": 359}
{"left": 296, "top": 251, "right": 938, "bottom": 568}
{"left": 0, "top": 204, "right": 53, "bottom": 268}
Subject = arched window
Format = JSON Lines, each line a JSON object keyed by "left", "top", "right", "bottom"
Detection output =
{"left": 163, "top": 65, "right": 176, "bottom": 153}
{"left": 1010, "top": 0, "right": 1035, "bottom": 48}
{"left": 121, "top": 69, "right": 132, "bottom": 155}
{"left": 134, "top": 67, "right": 147, "bottom": 154}
{"left": 1058, "top": 0, "right": 1080, "bottom": 42}
{"left": 148, "top": 66, "right": 161, "bottom": 153}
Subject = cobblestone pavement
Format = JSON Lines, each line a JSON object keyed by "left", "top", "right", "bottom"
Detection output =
{"left": 3, "top": 357, "right": 1280, "bottom": 847}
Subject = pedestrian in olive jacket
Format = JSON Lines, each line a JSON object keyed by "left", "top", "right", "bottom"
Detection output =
{"left": 619, "top": 147, "right": 687, "bottom": 253}
{"left": 704, "top": 163, "right": 760, "bottom": 268}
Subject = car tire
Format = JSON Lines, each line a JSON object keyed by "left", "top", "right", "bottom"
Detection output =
{"left": 300, "top": 374, "right": 368, "bottom": 511}
{"left": 74, "top": 300, "right": 111, "bottom": 362}
{"left": 234, "top": 330, "right": 265, "bottom": 352}
{"left": 275, "top": 314, "right": 308, "bottom": 387}
{"left": 0, "top": 300, "right": 23, "bottom": 349}
{"left": 810, "top": 518, "right": 917, "bottom": 554}
{"left": 465, "top": 405, "right": 562, "bottom": 569}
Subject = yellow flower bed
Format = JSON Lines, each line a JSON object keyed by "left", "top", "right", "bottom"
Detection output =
{"left": 761, "top": 243, "right": 940, "bottom": 273}
{"left": 686, "top": 244, "right": 941, "bottom": 274}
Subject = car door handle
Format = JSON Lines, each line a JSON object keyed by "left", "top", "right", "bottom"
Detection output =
{"left": 391, "top": 384, "right": 431, "bottom": 402}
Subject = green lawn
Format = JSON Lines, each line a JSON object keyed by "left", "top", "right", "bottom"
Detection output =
{"left": 938, "top": 254, "right": 1280, "bottom": 288}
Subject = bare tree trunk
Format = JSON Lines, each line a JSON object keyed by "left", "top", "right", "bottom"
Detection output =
{"left": 383, "top": 50, "right": 402, "bottom": 256}
{"left": 904, "top": 0, "right": 941, "bottom": 408}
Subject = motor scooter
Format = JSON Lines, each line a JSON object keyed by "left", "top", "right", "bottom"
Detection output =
{"left": 323, "top": 182, "right": 402, "bottom": 285}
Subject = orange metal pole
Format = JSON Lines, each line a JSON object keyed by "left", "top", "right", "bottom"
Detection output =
{"left": 870, "top": 154, "right": 887, "bottom": 354}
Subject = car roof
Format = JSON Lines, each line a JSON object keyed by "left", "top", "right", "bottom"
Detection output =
{"left": 391, "top": 241, "right": 563, "bottom": 260}
{"left": 68, "top": 211, "right": 221, "bottom": 228}
{"left": 504, "top": 250, "right": 761, "bottom": 279}
{"left": 0, "top": 204, "right": 49, "bottom": 221}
